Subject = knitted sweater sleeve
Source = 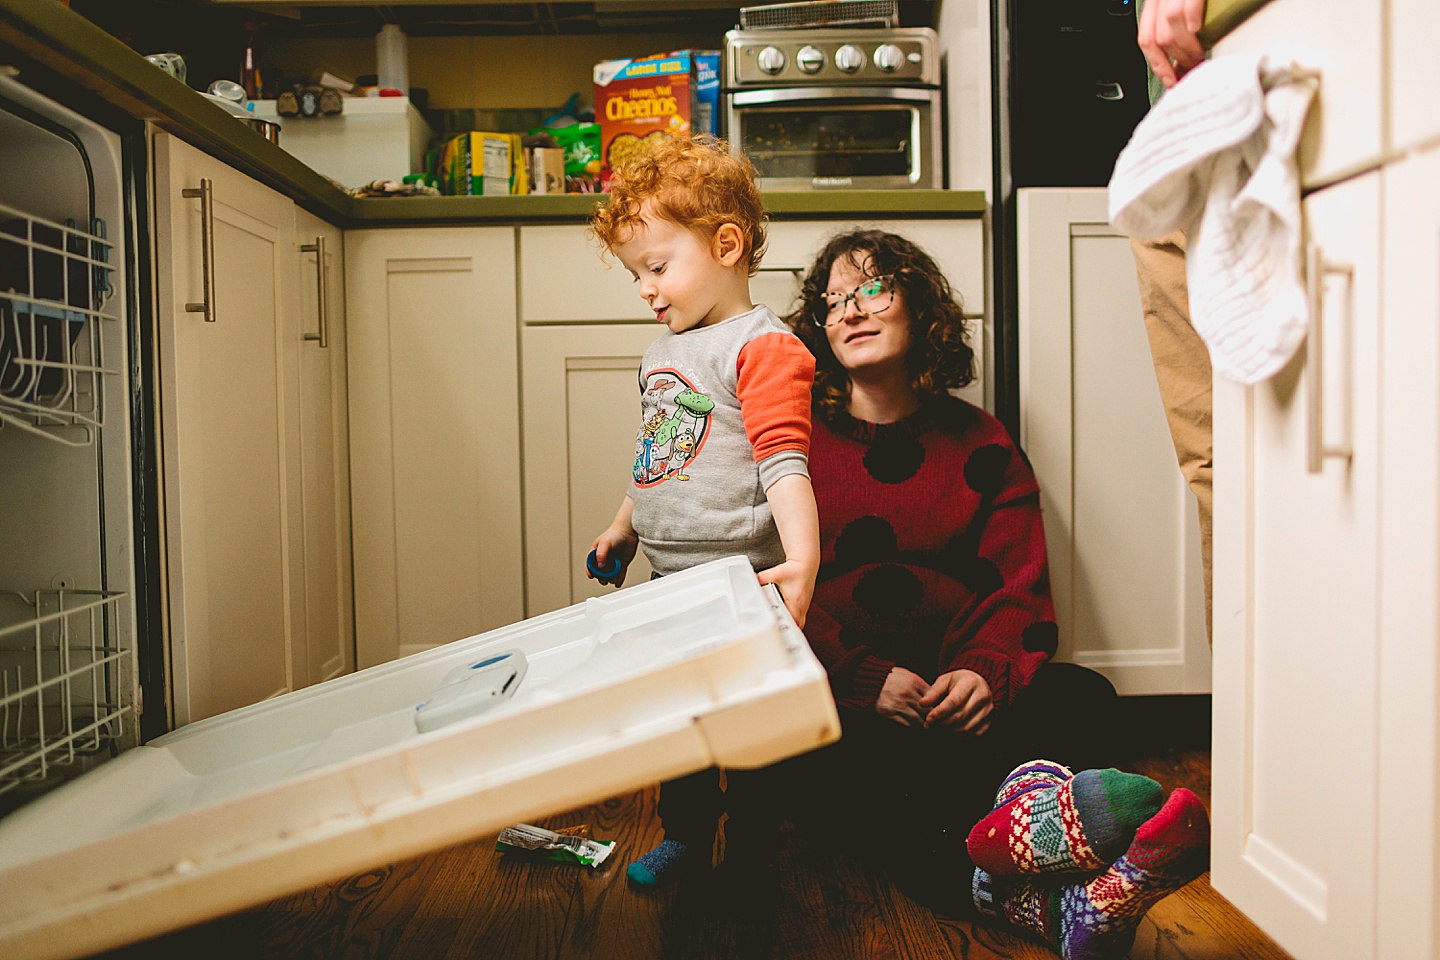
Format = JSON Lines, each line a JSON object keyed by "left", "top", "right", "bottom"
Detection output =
{"left": 939, "top": 444, "right": 1057, "bottom": 710}
{"left": 801, "top": 599, "right": 896, "bottom": 712}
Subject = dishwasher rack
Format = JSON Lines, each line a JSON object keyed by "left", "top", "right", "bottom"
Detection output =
{"left": 0, "top": 589, "right": 132, "bottom": 795}
{"left": 0, "top": 203, "right": 116, "bottom": 447}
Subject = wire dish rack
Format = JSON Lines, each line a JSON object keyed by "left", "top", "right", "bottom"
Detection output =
{"left": 0, "top": 589, "right": 133, "bottom": 796}
{"left": 0, "top": 202, "right": 116, "bottom": 447}
{"left": 738, "top": 0, "right": 898, "bottom": 30}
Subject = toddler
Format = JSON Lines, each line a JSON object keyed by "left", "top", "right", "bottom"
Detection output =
{"left": 587, "top": 136, "right": 820, "bottom": 885}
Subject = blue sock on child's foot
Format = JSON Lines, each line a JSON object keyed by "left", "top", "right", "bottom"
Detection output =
{"left": 627, "top": 838, "right": 694, "bottom": 886}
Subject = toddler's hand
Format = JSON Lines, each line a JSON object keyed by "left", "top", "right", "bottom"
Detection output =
{"left": 588, "top": 528, "right": 638, "bottom": 587}
{"left": 757, "top": 558, "right": 816, "bottom": 629}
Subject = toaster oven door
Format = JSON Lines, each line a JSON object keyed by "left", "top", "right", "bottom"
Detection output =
{"left": 727, "top": 87, "right": 941, "bottom": 190}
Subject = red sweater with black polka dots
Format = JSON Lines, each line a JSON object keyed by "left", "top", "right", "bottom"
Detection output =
{"left": 803, "top": 397, "right": 1057, "bottom": 713}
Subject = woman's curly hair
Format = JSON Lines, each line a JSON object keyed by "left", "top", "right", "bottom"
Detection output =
{"left": 589, "top": 136, "right": 768, "bottom": 275}
{"left": 786, "top": 229, "right": 975, "bottom": 422}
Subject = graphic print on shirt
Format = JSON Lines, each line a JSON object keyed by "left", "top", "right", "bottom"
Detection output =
{"left": 634, "top": 368, "right": 714, "bottom": 487}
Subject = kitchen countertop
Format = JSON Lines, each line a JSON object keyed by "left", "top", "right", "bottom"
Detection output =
{"left": 0, "top": 0, "right": 986, "bottom": 227}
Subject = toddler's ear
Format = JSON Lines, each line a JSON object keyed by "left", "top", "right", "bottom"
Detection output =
{"left": 712, "top": 223, "right": 747, "bottom": 267}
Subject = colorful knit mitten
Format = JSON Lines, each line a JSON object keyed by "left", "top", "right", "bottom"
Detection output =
{"left": 968, "top": 764, "right": 1165, "bottom": 875}
{"left": 972, "top": 787, "right": 1211, "bottom": 960}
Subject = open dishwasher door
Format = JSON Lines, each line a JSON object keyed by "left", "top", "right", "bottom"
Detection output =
{"left": 0, "top": 557, "right": 840, "bottom": 960}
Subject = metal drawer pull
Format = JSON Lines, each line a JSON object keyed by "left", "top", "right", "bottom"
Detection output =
{"left": 182, "top": 178, "right": 216, "bottom": 322}
{"left": 300, "top": 235, "right": 328, "bottom": 348}
{"left": 1305, "top": 243, "right": 1355, "bottom": 474}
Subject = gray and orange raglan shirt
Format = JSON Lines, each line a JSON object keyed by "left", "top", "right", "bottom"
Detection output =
{"left": 629, "top": 304, "right": 815, "bottom": 576}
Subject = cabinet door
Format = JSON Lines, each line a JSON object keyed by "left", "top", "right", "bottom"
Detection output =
{"left": 153, "top": 133, "right": 304, "bottom": 725}
{"left": 1376, "top": 147, "right": 1440, "bottom": 960}
{"left": 1210, "top": 171, "right": 1381, "bottom": 960}
{"left": 1018, "top": 188, "right": 1210, "bottom": 695}
{"left": 1213, "top": 0, "right": 1384, "bottom": 188}
{"left": 520, "top": 324, "right": 665, "bottom": 617}
{"left": 345, "top": 227, "right": 524, "bottom": 667}
{"left": 293, "top": 208, "right": 354, "bottom": 686}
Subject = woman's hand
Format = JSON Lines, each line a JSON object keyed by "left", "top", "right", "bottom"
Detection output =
{"left": 918, "top": 668, "right": 994, "bottom": 735}
{"left": 1137, "top": 0, "right": 1207, "bottom": 89}
{"left": 876, "top": 666, "right": 930, "bottom": 727}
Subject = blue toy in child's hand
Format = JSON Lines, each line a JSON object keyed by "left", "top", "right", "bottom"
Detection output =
{"left": 586, "top": 548, "right": 627, "bottom": 586}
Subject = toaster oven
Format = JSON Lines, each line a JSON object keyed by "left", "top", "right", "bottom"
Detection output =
{"left": 723, "top": 27, "right": 943, "bottom": 190}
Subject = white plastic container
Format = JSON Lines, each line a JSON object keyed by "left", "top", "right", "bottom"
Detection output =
{"left": 249, "top": 96, "right": 433, "bottom": 188}
{"left": 0, "top": 557, "right": 839, "bottom": 960}
{"left": 375, "top": 23, "right": 409, "bottom": 94}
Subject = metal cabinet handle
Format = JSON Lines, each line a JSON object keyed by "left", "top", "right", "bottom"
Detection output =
{"left": 300, "top": 235, "right": 328, "bottom": 348}
{"left": 1305, "top": 243, "right": 1355, "bottom": 474}
{"left": 182, "top": 178, "right": 216, "bottom": 322}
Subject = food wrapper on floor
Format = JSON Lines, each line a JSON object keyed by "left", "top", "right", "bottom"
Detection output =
{"left": 496, "top": 823, "right": 616, "bottom": 867}
{"left": 593, "top": 50, "right": 719, "bottom": 190}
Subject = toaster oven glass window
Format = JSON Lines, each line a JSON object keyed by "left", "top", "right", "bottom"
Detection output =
{"left": 738, "top": 106, "right": 917, "bottom": 181}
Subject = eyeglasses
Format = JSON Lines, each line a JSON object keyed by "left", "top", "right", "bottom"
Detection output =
{"left": 818, "top": 275, "right": 896, "bottom": 326}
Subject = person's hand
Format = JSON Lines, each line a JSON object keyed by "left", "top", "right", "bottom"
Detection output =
{"left": 588, "top": 527, "right": 638, "bottom": 587}
{"left": 1137, "top": 0, "right": 1207, "bottom": 89}
{"left": 875, "top": 666, "right": 930, "bottom": 727}
{"left": 918, "top": 668, "right": 994, "bottom": 735}
{"left": 757, "top": 557, "right": 817, "bottom": 629}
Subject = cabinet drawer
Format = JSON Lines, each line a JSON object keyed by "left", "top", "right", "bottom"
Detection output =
{"left": 519, "top": 225, "right": 652, "bottom": 324}
{"left": 762, "top": 219, "right": 985, "bottom": 318}
{"left": 1213, "top": 0, "right": 1384, "bottom": 188}
{"left": 519, "top": 217, "right": 985, "bottom": 323}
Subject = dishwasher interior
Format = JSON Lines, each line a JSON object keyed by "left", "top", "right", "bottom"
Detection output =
{"left": 0, "top": 71, "right": 139, "bottom": 806}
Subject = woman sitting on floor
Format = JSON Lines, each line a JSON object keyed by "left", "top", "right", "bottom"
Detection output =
{"left": 773, "top": 229, "right": 1209, "bottom": 958}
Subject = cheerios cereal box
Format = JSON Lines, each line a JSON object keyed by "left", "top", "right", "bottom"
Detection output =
{"left": 593, "top": 49, "right": 720, "bottom": 191}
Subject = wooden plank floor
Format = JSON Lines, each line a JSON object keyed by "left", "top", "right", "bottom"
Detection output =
{"left": 91, "top": 742, "right": 1293, "bottom": 960}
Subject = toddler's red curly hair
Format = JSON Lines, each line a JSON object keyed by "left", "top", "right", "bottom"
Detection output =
{"left": 590, "top": 137, "right": 768, "bottom": 275}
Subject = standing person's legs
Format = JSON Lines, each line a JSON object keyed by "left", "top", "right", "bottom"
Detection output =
{"left": 1132, "top": 231, "right": 1213, "bottom": 642}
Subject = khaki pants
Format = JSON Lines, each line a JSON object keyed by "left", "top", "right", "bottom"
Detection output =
{"left": 1131, "top": 231, "right": 1212, "bottom": 643}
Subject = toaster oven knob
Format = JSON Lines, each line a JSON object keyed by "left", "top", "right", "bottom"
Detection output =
{"left": 873, "top": 43, "right": 905, "bottom": 73}
{"left": 835, "top": 44, "right": 866, "bottom": 73}
{"left": 757, "top": 46, "right": 787, "bottom": 75}
{"left": 796, "top": 46, "right": 825, "bottom": 74}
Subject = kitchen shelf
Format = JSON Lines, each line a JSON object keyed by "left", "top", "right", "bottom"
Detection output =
{"left": 0, "top": 588, "right": 132, "bottom": 795}
{"left": 0, "top": 205, "right": 118, "bottom": 447}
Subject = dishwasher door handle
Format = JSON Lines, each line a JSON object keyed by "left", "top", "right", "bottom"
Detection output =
{"left": 300, "top": 235, "right": 328, "bottom": 348}
{"left": 182, "top": 178, "right": 216, "bottom": 322}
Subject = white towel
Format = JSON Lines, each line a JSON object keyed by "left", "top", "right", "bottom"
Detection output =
{"left": 1108, "top": 52, "right": 1318, "bottom": 385}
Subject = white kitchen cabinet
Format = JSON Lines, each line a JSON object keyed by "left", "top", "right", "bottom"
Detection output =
{"left": 345, "top": 227, "right": 524, "bottom": 667}
{"left": 520, "top": 323, "right": 665, "bottom": 616}
{"left": 153, "top": 132, "right": 306, "bottom": 725}
{"left": 1210, "top": 171, "right": 1382, "bottom": 960}
{"left": 292, "top": 208, "right": 354, "bottom": 686}
{"left": 1018, "top": 188, "right": 1210, "bottom": 695}
{"left": 1375, "top": 143, "right": 1440, "bottom": 960}
{"left": 1388, "top": 0, "right": 1440, "bottom": 153}
{"left": 1213, "top": 0, "right": 1385, "bottom": 188}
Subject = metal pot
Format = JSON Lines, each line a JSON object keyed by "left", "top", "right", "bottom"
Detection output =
{"left": 200, "top": 92, "right": 281, "bottom": 146}
{"left": 244, "top": 116, "right": 281, "bottom": 144}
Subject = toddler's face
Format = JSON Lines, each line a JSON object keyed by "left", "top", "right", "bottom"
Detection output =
{"left": 612, "top": 213, "right": 742, "bottom": 334}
